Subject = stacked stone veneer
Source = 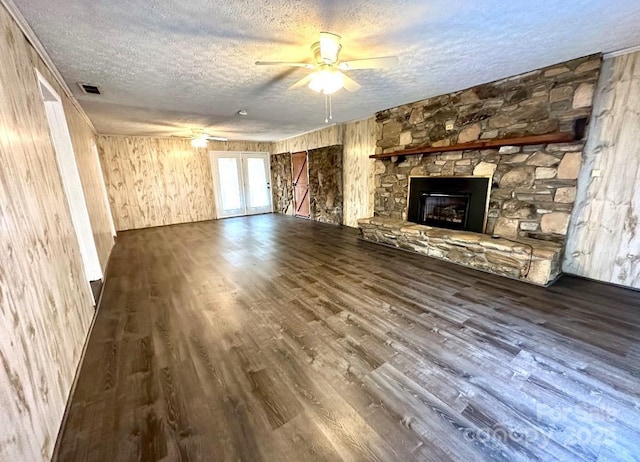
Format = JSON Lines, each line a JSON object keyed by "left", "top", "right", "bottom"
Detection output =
{"left": 374, "top": 54, "right": 601, "bottom": 243}
{"left": 270, "top": 152, "right": 294, "bottom": 215}
{"left": 308, "top": 145, "right": 344, "bottom": 225}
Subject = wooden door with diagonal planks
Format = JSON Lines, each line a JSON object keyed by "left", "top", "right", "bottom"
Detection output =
{"left": 291, "top": 151, "right": 310, "bottom": 218}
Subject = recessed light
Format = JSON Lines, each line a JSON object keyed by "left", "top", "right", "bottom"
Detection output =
{"left": 237, "top": 109, "right": 248, "bottom": 116}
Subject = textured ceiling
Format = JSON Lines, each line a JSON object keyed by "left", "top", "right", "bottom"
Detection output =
{"left": 13, "top": 0, "right": 640, "bottom": 141}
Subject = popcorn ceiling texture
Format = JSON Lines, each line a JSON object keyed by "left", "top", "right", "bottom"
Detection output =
{"left": 13, "top": 0, "right": 640, "bottom": 140}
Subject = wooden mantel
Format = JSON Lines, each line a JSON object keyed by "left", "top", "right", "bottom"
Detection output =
{"left": 369, "top": 132, "right": 577, "bottom": 160}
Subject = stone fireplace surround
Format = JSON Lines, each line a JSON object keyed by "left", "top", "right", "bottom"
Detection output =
{"left": 358, "top": 54, "right": 601, "bottom": 285}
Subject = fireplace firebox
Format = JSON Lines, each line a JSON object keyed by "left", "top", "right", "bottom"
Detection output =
{"left": 407, "top": 177, "right": 490, "bottom": 233}
{"left": 420, "top": 193, "right": 470, "bottom": 228}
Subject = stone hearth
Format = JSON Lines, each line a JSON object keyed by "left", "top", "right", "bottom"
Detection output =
{"left": 358, "top": 217, "right": 562, "bottom": 285}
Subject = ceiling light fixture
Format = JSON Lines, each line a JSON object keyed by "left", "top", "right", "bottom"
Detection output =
{"left": 191, "top": 136, "right": 208, "bottom": 148}
{"left": 308, "top": 68, "right": 344, "bottom": 95}
{"left": 306, "top": 67, "right": 344, "bottom": 123}
{"left": 319, "top": 32, "right": 342, "bottom": 64}
{"left": 189, "top": 129, "right": 228, "bottom": 147}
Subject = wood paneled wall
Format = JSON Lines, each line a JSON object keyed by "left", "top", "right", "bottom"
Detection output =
{"left": 0, "top": 4, "right": 114, "bottom": 460}
{"left": 65, "top": 115, "right": 114, "bottom": 269}
{"left": 272, "top": 125, "right": 343, "bottom": 154}
{"left": 98, "top": 136, "right": 270, "bottom": 230}
{"left": 564, "top": 51, "right": 640, "bottom": 288}
{"left": 343, "top": 118, "right": 376, "bottom": 227}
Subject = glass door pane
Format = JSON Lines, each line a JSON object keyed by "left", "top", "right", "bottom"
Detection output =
{"left": 215, "top": 156, "right": 245, "bottom": 217}
{"left": 243, "top": 154, "right": 272, "bottom": 214}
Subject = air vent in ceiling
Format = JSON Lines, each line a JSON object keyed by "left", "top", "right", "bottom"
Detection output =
{"left": 78, "top": 83, "right": 101, "bottom": 95}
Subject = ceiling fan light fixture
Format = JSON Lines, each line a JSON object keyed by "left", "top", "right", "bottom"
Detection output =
{"left": 191, "top": 136, "right": 208, "bottom": 148}
{"left": 319, "top": 32, "right": 342, "bottom": 63}
{"left": 308, "top": 69, "right": 344, "bottom": 95}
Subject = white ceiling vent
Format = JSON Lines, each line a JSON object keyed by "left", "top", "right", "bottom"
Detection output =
{"left": 77, "top": 83, "right": 101, "bottom": 95}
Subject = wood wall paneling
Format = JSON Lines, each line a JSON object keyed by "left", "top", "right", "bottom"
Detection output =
{"left": 98, "top": 136, "right": 271, "bottom": 231}
{"left": 343, "top": 118, "right": 376, "bottom": 228}
{"left": 272, "top": 125, "right": 343, "bottom": 155}
{"left": 63, "top": 104, "right": 114, "bottom": 269}
{"left": 564, "top": 51, "right": 640, "bottom": 288}
{"left": 0, "top": 3, "right": 114, "bottom": 460}
{"left": 98, "top": 136, "right": 215, "bottom": 230}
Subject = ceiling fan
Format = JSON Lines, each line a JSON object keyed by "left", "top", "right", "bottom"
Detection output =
{"left": 256, "top": 32, "right": 398, "bottom": 121}
{"left": 173, "top": 129, "right": 228, "bottom": 148}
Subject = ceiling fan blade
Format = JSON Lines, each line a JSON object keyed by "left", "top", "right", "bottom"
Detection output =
{"left": 204, "top": 134, "right": 229, "bottom": 142}
{"left": 319, "top": 32, "right": 342, "bottom": 64}
{"left": 289, "top": 74, "right": 314, "bottom": 90}
{"left": 255, "top": 61, "right": 315, "bottom": 69}
{"left": 338, "top": 56, "right": 399, "bottom": 70}
{"left": 340, "top": 72, "right": 361, "bottom": 92}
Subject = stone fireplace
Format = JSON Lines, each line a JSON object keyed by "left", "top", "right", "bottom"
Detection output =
{"left": 358, "top": 54, "right": 601, "bottom": 285}
{"left": 407, "top": 176, "right": 490, "bottom": 233}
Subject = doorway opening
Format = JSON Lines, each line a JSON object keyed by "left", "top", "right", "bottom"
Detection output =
{"left": 210, "top": 152, "right": 272, "bottom": 218}
{"left": 36, "top": 70, "right": 102, "bottom": 303}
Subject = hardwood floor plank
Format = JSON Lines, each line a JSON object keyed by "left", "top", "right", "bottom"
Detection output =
{"left": 56, "top": 215, "right": 640, "bottom": 461}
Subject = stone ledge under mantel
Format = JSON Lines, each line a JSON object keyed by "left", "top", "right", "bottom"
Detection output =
{"left": 357, "top": 217, "right": 563, "bottom": 286}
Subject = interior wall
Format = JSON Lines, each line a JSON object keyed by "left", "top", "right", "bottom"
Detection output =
{"left": 0, "top": 4, "right": 114, "bottom": 460}
{"left": 343, "top": 118, "right": 376, "bottom": 227}
{"left": 65, "top": 114, "right": 114, "bottom": 269}
{"left": 98, "top": 136, "right": 270, "bottom": 231}
{"left": 308, "top": 145, "right": 344, "bottom": 225}
{"left": 272, "top": 125, "right": 343, "bottom": 154}
{"left": 270, "top": 152, "right": 294, "bottom": 215}
{"left": 564, "top": 51, "right": 640, "bottom": 288}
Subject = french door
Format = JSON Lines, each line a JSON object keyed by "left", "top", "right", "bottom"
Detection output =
{"left": 210, "top": 152, "right": 272, "bottom": 218}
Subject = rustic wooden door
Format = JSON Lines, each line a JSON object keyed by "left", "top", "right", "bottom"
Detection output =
{"left": 291, "top": 151, "right": 310, "bottom": 218}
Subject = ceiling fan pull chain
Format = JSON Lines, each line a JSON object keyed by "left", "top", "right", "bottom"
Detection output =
{"left": 329, "top": 93, "right": 333, "bottom": 121}
{"left": 325, "top": 94, "right": 329, "bottom": 123}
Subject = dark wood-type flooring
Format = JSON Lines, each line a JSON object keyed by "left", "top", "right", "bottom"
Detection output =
{"left": 56, "top": 215, "right": 640, "bottom": 461}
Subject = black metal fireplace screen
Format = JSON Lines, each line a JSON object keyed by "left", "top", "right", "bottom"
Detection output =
{"left": 420, "top": 193, "right": 470, "bottom": 228}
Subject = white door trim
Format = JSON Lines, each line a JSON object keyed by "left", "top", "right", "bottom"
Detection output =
{"left": 36, "top": 69, "right": 102, "bottom": 300}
